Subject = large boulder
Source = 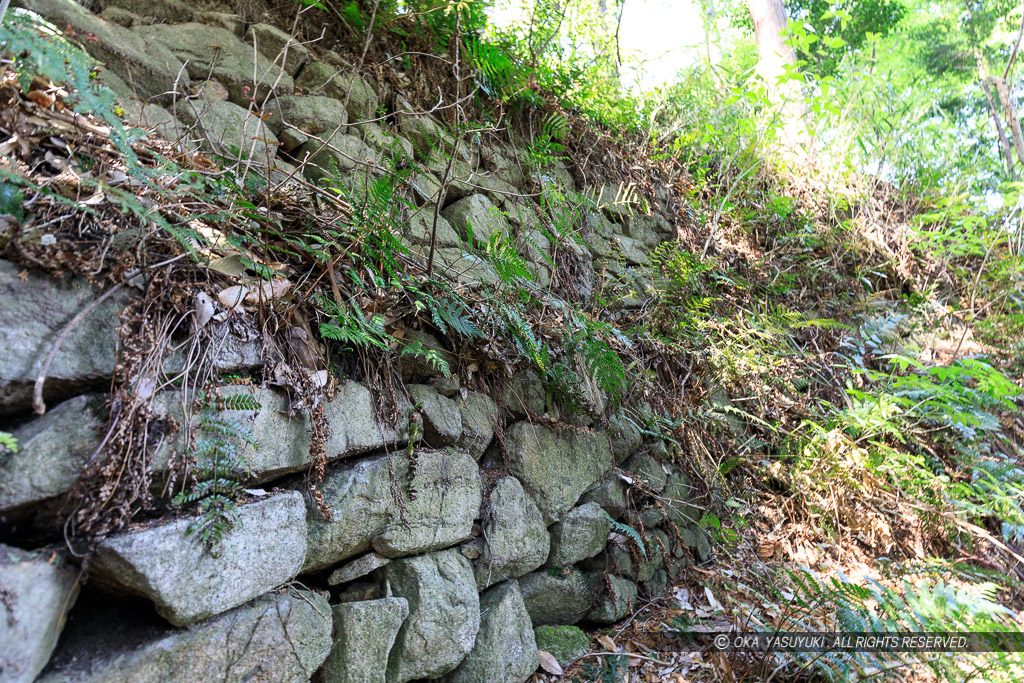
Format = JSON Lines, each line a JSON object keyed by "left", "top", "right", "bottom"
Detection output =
{"left": 38, "top": 589, "right": 332, "bottom": 682}
{"left": 244, "top": 23, "right": 309, "bottom": 77}
{"left": 17, "top": 0, "right": 189, "bottom": 104}
{"left": 518, "top": 567, "right": 593, "bottom": 626}
{"left": 154, "top": 382, "right": 411, "bottom": 484}
{"left": 607, "top": 410, "right": 642, "bottom": 463}
{"left": 91, "top": 492, "right": 307, "bottom": 626}
{"left": 173, "top": 99, "right": 279, "bottom": 163}
{"left": 545, "top": 503, "right": 611, "bottom": 567}
{"left": 323, "top": 598, "right": 409, "bottom": 683}
{"left": 296, "top": 61, "right": 379, "bottom": 123}
{"left": 297, "top": 134, "right": 375, "bottom": 183}
{"left": 0, "top": 260, "right": 133, "bottom": 416}
{"left": 139, "top": 23, "right": 293, "bottom": 103}
{"left": 448, "top": 580, "right": 539, "bottom": 683}
{"left": 1, "top": 394, "right": 105, "bottom": 513}
{"left": 372, "top": 449, "right": 481, "bottom": 557}
{"left": 499, "top": 422, "right": 614, "bottom": 523}
{"left": 475, "top": 477, "right": 549, "bottom": 590}
{"left": 303, "top": 449, "right": 480, "bottom": 571}
{"left": 265, "top": 95, "right": 348, "bottom": 138}
{"left": 0, "top": 545, "right": 80, "bottom": 683}
{"left": 385, "top": 549, "right": 480, "bottom": 683}
{"left": 579, "top": 473, "right": 627, "bottom": 519}
{"left": 441, "top": 194, "right": 509, "bottom": 247}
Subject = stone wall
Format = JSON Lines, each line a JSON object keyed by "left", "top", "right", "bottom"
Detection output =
{"left": 0, "top": 2, "right": 709, "bottom": 681}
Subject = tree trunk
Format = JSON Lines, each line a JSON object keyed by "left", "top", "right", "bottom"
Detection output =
{"left": 992, "top": 75, "right": 1024, "bottom": 169}
{"left": 746, "top": 0, "right": 805, "bottom": 148}
{"left": 980, "top": 78, "right": 1017, "bottom": 179}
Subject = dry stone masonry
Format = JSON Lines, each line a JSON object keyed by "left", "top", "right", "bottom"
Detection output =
{"left": 0, "top": 1, "right": 710, "bottom": 680}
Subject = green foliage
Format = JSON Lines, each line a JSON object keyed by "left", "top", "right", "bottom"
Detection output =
{"left": 173, "top": 397, "right": 260, "bottom": 555}
{"left": 787, "top": 0, "right": 907, "bottom": 77}
{"left": 0, "top": 431, "right": 17, "bottom": 456}
{"left": 603, "top": 511, "right": 647, "bottom": 560}
{"left": 318, "top": 296, "right": 392, "bottom": 352}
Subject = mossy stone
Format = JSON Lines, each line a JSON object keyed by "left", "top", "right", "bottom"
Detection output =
{"left": 533, "top": 624, "right": 590, "bottom": 667}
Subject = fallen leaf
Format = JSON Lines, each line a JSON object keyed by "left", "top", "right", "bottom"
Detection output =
{"left": 194, "top": 292, "right": 214, "bottom": 327}
{"left": 596, "top": 634, "right": 618, "bottom": 652}
{"left": 207, "top": 254, "right": 247, "bottom": 276}
{"left": 537, "top": 650, "right": 563, "bottom": 676}
{"left": 217, "top": 285, "right": 249, "bottom": 309}
{"left": 245, "top": 278, "right": 292, "bottom": 303}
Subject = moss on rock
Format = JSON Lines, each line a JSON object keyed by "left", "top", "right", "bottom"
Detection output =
{"left": 533, "top": 625, "right": 590, "bottom": 667}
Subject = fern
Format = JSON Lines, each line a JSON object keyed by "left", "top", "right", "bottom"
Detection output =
{"left": 401, "top": 341, "right": 453, "bottom": 378}
{"left": 318, "top": 296, "right": 392, "bottom": 351}
{"left": 0, "top": 431, "right": 17, "bottom": 456}
{"left": 603, "top": 511, "right": 647, "bottom": 560}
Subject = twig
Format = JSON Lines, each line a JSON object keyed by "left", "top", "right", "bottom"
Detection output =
{"left": 33, "top": 283, "right": 124, "bottom": 415}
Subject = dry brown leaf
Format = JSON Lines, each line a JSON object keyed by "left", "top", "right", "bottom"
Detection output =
{"left": 245, "top": 278, "right": 292, "bottom": 303}
{"left": 217, "top": 285, "right": 248, "bottom": 309}
{"left": 596, "top": 634, "right": 618, "bottom": 652}
{"left": 537, "top": 650, "right": 563, "bottom": 675}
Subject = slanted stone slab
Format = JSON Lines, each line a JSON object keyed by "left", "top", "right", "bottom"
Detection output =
{"left": 475, "top": 477, "right": 549, "bottom": 590}
{"left": 407, "top": 384, "right": 462, "bottom": 447}
{"left": 91, "top": 493, "right": 307, "bottom": 626}
{"left": 245, "top": 23, "right": 309, "bottom": 76}
{"left": 304, "top": 449, "right": 479, "bottom": 571}
{"left": 19, "top": 0, "right": 189, "bottom": 104}
{"left": 296, "top": 61, "right": 379, "bottom": 122}
{"left": 0, "top": 260, "right": 132, "bottom": 416}
{"left": 38, "top": 589, "right": 332, "bottom": 683}
{"left": 1, "top": 394, "right": 105, "bottom": 513}
{"left": 174, "top": 99, "right": 279, "bottom": 162}
{"left": 140, "top": 23, "right": 293, "bottom": 104}
{"left": 545, "top": 502, "right": 611, "bottom": 567}
{"left": 501, "top": 422, "right": 614, "bottom": 523}
{"left": 385, "top": 549, "right": 480, "bottom": 683}
{"left": 0, "top": 545, "right": 80, "bottom": 683}
{"left": 323, "top": 597, "right": 409, "bottom": 683}
{"left": 372, "top": 450, "right": 481, "bottom": 557}
{"left": 518, "top": 567, "right": 593, "bottom": 626}
{"left": 265, "top": 95, "right": 348, "bottom": 138}
{"left": 154, "top": 381, "right": 410, "bottom": 484}
{"left": 448, "top": 580, "right": 539, "bottom": 683}
{"left": 328, "top": 552, "right": 391, "bottom": 586}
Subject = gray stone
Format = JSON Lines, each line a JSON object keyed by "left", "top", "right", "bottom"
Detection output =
{"left": 645, "top": 568, "right": 670, "bottom": 598}
{"left": 245, "top": 23, "right": 309, "bottom": 77}
{"left": 38, "top": 589, "right": 332, "bottom": 683}
{"left": 546, "top": 503, "right": 611, "bottom": 567}
{"left": 441, "top": 194, "right": 509, "bottom": 247}
{"left": 194, "top": 79, "right": 229, "bottom": 102}
{"left": 663, "top": 471, "right": 700, "bottom": 529}
{"left": 0, "top": 545, "right": 79, "bottom": 683}
{"left": 456, "top": 392, "right": 498, "bottom": 459}
{"left": 372, "top": 449, "right": 481, "bottom": 557}
{"left": 198, "top": 11, "right": 243, "bottom": 36}
{"left": 296, "top": 62, "right": 379, "bottom": 123}
{"left": 500, "top": 422, "right": 614, "bottom": 523}
{"left": 407, "top": 384, "right": 462, "bottom": 447}
{"left": 402, "top": 210, "right": 462, "bottom": 250}
{"left": 173, "top": 99, "right": 279, "bottom": 162}
{"left": 1, "top": 394, "right": 104, "bottom": 513}
{"left": 337, "top": 581, "right": 383, "bottom": 604}
{"left": 448, "top": 580, "right": 538, "bottom": 683}
{"left": 98, "top": 6, "right": 140, "bottom": 27}
{"left": 434, "top": 249, "right": 501, "bottom": 288}
{"left": 361, "top": 123, "right": 415, "bottom": 165}
{"left": 616, "top": 236, "right": 650, "bottom": 266}
{"left": 579, "top": 473, "right": 627, "bottom": 519}
{"left": 608, "top": 411, "right": 642, "bottom": 463}
{"left": 631, "top": 452, "right": 668, "bottom": 492}
{"left": 394, "top": 100, "right": 446, "bottom": 158}
{"left": 91, "top": 493, "right": 307, "bottom": 626}
{"left": 584, "top": 573, "right": 637, "bottom": 624}
{"left": 597, "top": 184, "right": 637, "bottom": 222}
{"left": 323, "top": 598, "right": 409, "bottom": 683}
{"left": 103, "top": 0, "right": 195, "bottom": 22}
{"left": 266, "top": 95, "right": 348, "bottom": 138}
{"left": 305, "top": 449, "right": 479, "bottom": 571}
{"left": 140, "top": 23, "right": 293, "bottom": 104}
{"left": 499, "top": 370, "right": 546, "bottom": 419}
{"left": 0, "top": 260, "right": 134, "bottom": 416}
{"left": 518, "top": 567, "right": 593, "bottom": 625}
{"left": 119, "top": 99, "right": 181, "bottom": 144}
{"left": 385, "top": 549, "right": 480, "bottom": 683}
{"left": 18, "top": 0, "right": 189, "bottom": 104}
{"left": 674, "top": 525, "right": 713, "bottom": 563}
{"left": 153, "top": 382, "right": 411, "bottom": 484}
{"left": 328, "top": 552, "right": 391, "bottom": 586}
{"left": 407, "top": 170, "right": 442, "bottom": 206}
{"left": 475, "top": 477, "right": 549, "bottom": 590}
{"left": 297, "top": 134, "right": 375, "bottom": 183}
{"left": 533, "top": 625, "right": 590, "bottom": 669}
